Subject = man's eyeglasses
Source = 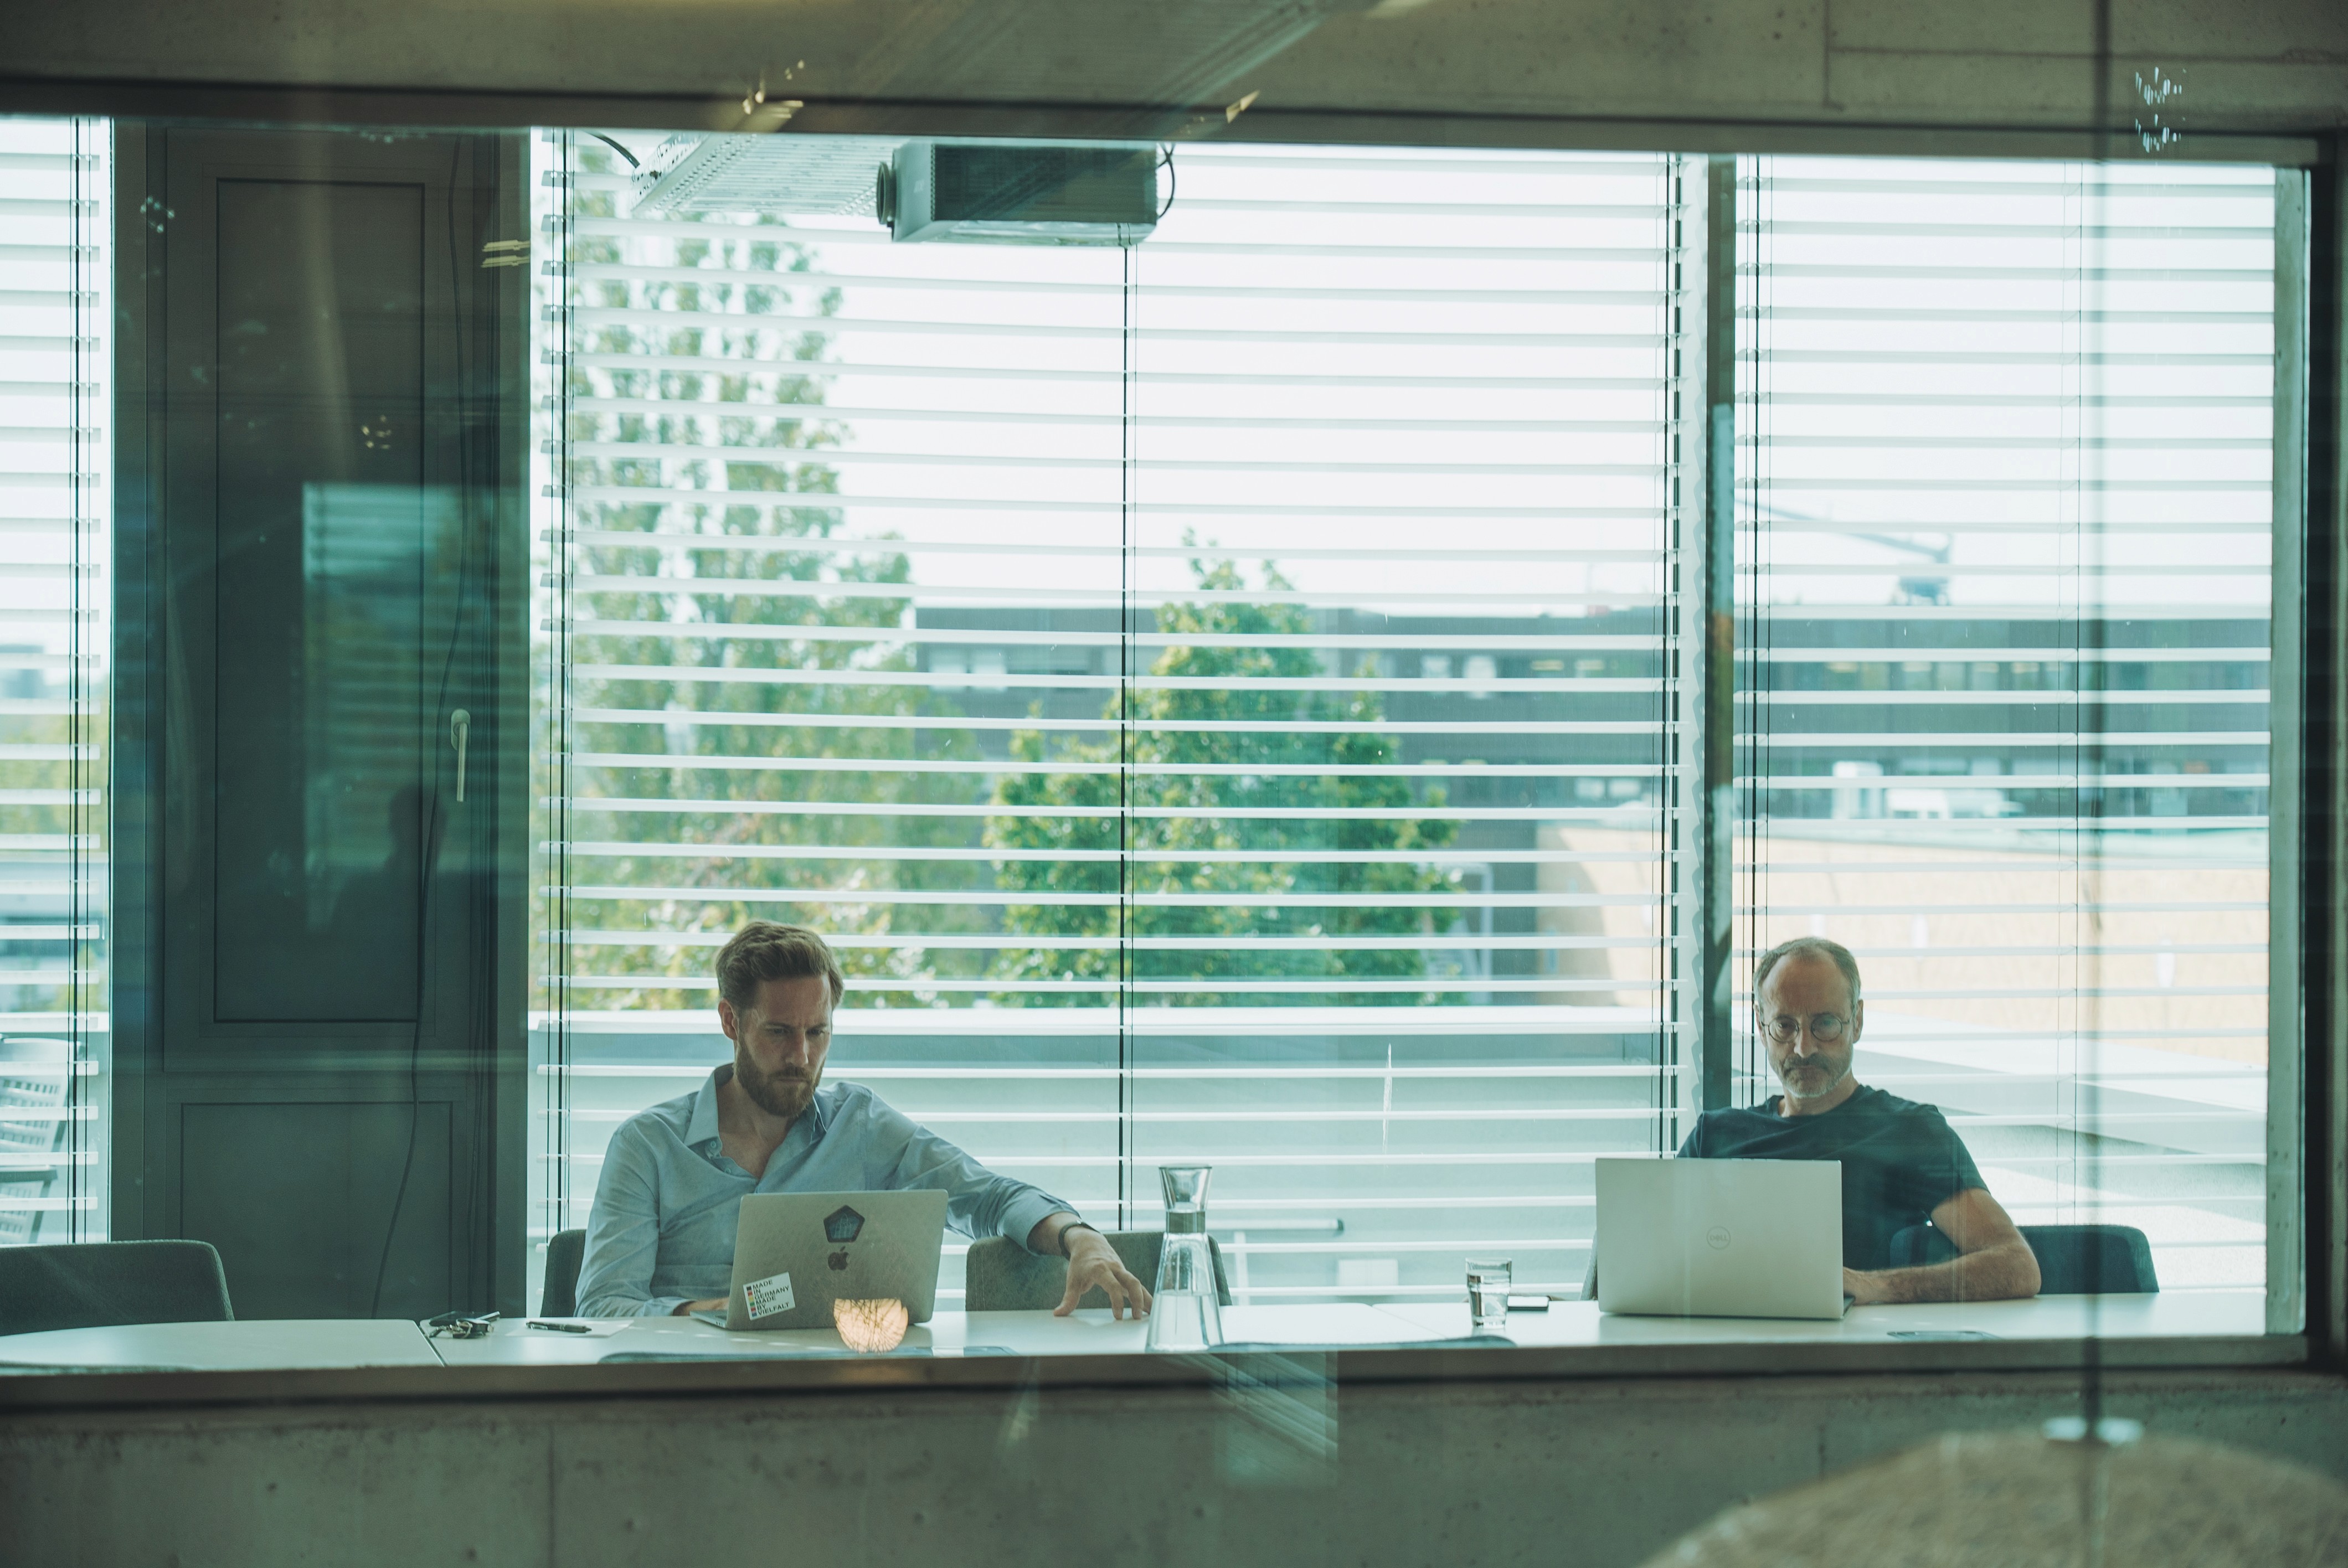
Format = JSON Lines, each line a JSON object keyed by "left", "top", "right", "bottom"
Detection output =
{"left": 1760, "top": 1013, "right": 1848, "bottom": 1044}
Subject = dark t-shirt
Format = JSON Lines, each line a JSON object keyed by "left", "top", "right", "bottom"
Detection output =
{"left": 1677, "top": 1085, "right": 1985, "bottom": 1271}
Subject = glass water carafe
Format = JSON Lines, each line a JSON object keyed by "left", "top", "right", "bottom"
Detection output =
{"left": 1146, "top": 1165, "right": 1223, "bottom": 1352}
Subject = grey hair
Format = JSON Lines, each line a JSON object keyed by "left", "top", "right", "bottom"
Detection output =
{"left": 1753, "top": 936, "right": 1863, "bottom": 1010}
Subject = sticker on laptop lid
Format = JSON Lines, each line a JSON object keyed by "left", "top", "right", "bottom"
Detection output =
{"left": 742, "top": 1270, "right": 797, "bottom": 1322}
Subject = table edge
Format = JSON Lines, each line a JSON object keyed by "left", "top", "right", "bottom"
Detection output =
{"left": 0, "top": 1332, "right": 2311, "bottom": 1415}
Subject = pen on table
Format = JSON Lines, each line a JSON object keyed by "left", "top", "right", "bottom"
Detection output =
{"left": 527, "top": 1321, "right": 592, "bottom": 1333}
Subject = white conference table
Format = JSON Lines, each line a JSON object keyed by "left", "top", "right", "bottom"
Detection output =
{"left": 0, "top": 1317, "right": 443, "bottom": 1371}
{"left": 1379, "top": 1289, "right": 2267, "bottom": 1348}
{"left": 0, "top": 1292, "right": 2267, "bottom": 1373}
{"left": 426, "top": 1301, "right": 1449, "bottom": 1365}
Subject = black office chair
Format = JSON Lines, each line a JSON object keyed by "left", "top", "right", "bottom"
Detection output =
{"left": 540, "top": 1229, "right": 587, "bottom": 1317}
{"left": 1889, "top": 1223, "right": 2158, "bottom": 1294}
{"left": 964, "top": 1230, "right": 1232, "bottom": 1312}
{"left": 0, "top": 1240, "right": 235, "bottom": 1336}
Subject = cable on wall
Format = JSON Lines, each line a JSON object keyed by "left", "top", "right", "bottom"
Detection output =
{"left": 369, "top": 136, "right": 492, "bottom": 1319}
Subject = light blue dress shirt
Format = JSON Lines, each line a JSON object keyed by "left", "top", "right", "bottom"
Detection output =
{"left": 576, "top": 1066, "right": 1077, "bottom": 1318}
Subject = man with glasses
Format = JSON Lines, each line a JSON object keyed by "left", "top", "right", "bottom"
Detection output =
{"left": 1677, "top": 937, "right": 2041, "bottom": 1304}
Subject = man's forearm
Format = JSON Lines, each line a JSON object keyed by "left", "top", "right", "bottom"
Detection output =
{"left": 1027, "top": 1210, "right": 1082, "bottom": 1256}
{"left": 1850, "top": 1240, "right": 2040, "bottom": 1304}
{"left": 578, "top": 1286, "right": 691, "bottom": 1318}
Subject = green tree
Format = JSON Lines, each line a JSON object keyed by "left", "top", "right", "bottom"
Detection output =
{"left": 985, "top": 555, "right": 1460, "bottom": 1008}
{"left": 550, "top": 145, "right": 986, "bottom": 1015}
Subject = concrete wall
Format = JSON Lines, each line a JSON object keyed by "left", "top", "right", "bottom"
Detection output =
{"left": 4, "top": 1368, "right": 2344, "bottom": 1567}
{"left": 1, "top": 1, "right": 2342, "bottom": 142}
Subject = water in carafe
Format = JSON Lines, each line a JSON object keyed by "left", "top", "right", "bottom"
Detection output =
{"left": 1146, "top": 1165, "right": 1223, "bottom": 1352}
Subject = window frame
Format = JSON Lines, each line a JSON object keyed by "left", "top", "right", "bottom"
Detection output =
{"left": 29, "top": 103, "right": 2335, "bottom": 1394}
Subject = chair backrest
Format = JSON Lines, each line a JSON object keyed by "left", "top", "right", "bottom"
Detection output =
{"left": 0, "top": 1240, "right": 235, "bottom": 1335}
{"left": 541, "top": 1229, "right": 586, "bottom": 1317}
{"left": 1888, "top": 1222, "right": 2158, "bottom": 1294}
{"left": 2018, "top": 1224, "right": 2159, "bottom": 1294}
{"left": 964, "top": 1230, "right": 1232, "bottom": 1312}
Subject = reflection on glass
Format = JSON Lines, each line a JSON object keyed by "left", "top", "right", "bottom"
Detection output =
{"left": 211, "top": 172, "right": 435, "bottom": 1023}
{"left": 298, "top": 484, "right": 447, "bottom": 1014}
{"left": 1214, "top": 1351, "right": 1338, "bottom": 1487}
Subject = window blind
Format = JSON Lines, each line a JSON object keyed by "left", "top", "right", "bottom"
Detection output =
{"left": 535, "top": 135, "right": 1693, "bottom": 1302}
{"left": 1734, "top": 156, "right": 2278, "bottom": 1294}
{"left": 0, "top": 118, "right": 107, "bottom": 1247}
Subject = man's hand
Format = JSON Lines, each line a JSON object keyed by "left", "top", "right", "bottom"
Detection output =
{"left": 1841, "top": 1267, "right": 1886, "bottom": 1306}
{"left": 673, "top": 1297, "right": 726, "bottom": 1317}
{"left": 1055, "top": 1230, "right": 1152, "bottom": 1319}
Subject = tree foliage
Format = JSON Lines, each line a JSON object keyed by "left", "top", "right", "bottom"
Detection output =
{"left": 555, "top": 147, "right": 984, "bottom": 1014}
{"left": 985, "top": 555, "right": 1460, "bottom": 1008}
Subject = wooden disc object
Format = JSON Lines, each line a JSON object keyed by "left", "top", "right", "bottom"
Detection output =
{"left": 1637, "top": 1429, "right": 2348, "bottom": 1568}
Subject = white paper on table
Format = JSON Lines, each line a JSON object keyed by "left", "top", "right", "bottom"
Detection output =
{"left": 1217, "top": 1303, "right": 1454, "bottom": 1347}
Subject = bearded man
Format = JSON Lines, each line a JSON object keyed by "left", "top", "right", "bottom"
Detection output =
{"left": 576, "top": 922, "right": 1149, "bottom": 1318}
{"left": 1676, "top": 937, "right": 2041, "bottom": 1304}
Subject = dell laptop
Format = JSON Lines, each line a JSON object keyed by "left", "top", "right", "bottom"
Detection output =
{"left": 694, "top": 1190, "right": 950, "bottom": 1331}
{"left": 1595, "top": 1157, "right": 1848, "bottom": 1320}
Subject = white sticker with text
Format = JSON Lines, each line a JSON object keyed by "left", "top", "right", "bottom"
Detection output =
{"left": 743, "top": 1270, "right": 796, "bottom": 1321}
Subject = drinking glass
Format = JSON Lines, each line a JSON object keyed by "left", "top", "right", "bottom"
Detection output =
{"left": 1466, "top": 1257, "right": 1513, "bottom": 1330}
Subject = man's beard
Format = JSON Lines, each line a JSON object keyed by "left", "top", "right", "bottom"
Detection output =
{"left": 735, "top": 1050, "right": 820, "bottom": 1120}
{"left": 1776, "top": 1050, "right": 1851, "bottom": 1101}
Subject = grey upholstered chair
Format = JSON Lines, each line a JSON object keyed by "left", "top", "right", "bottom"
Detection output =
{"left": 964, "top": 1229, "right": 1232, "bottom": 1312}
{"left": 0, "top": 1240, "right": 235, "bottom": 1335}
{"left": 540, "top": 1228, "right": 587, "bottom": 1317}
{"left": 1891, "top": 1222, "right": 2158, "bottom": 1294}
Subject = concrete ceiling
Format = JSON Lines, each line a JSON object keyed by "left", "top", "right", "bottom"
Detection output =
{"left": 1, "top": 0, "right": 2342, "bottom": 147}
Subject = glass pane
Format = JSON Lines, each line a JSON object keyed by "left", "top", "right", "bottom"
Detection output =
{"left": 210, "top": 178, "right": 432, "bottom": 1022}
{"left": 1734, "top": 156, "right": 2275, "bottom": 1311}
{"left": 1121, "top": 146, "right": 1683, "bottom": 1306}
{"left": 522, "top": 131, "right": 2293, "bottom": 1352}
{"left": 0, "top": 117, "right": 107, "bottom": 1247}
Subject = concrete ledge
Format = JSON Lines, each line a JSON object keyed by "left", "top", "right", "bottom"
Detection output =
{"left": 3, "top": 1363, "right": 2341, "bottom": 1567}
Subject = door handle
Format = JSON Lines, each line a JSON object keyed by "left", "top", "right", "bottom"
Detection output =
{"left": 450, "top": 709, "right": 472, "bottom": 803}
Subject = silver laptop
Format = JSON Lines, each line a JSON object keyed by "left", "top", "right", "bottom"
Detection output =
{"left": 1595, "top": 1157, "right": 1847, "bottom": 1320}
{"left": 696, "top": 1190, "right": 950, "bottom": 1331}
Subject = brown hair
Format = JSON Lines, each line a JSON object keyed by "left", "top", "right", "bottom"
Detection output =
{"left": 1753, "top": 936, "right": 1863, "bottom": 1010}
{"left": 714, "top": 922, "right": 845, "bottom": 1012}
